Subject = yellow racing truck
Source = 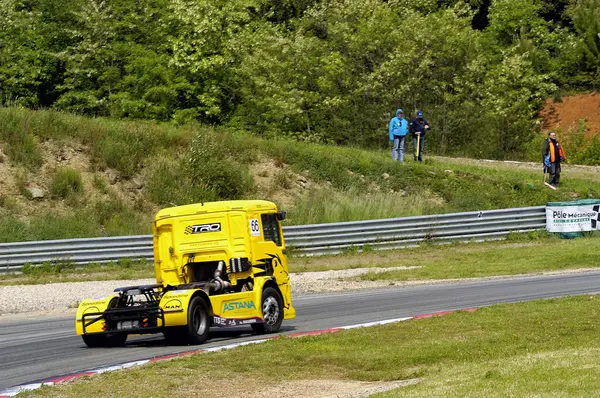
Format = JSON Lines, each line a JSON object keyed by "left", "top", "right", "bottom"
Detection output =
{"left": 75, "top": 200, "right": 295, "bottom": 347}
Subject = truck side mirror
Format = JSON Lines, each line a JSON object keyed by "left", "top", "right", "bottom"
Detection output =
{"left": 276, "top": 211, "right": 287, "bottom": 221}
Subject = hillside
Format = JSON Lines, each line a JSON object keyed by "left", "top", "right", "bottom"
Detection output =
{"left": 4, "top": 0, "right": 600, "bottom": 160}
{"left": 540, "top": 92, "right": 600, "bottom": 140}
{"left": 1, "top": 107, "right": 599, "bottom": 243}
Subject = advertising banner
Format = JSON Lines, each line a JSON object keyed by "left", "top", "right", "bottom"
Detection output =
{"left": 546, "top": 200, "right": 600, "bottom": 233}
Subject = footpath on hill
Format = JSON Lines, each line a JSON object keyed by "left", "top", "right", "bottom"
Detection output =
{"left": 435, "top": 156, "right": 600, "bottom": 183}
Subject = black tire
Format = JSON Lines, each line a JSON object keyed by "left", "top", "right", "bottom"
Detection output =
{"left": 252, "top": 287, "right": 283, "bottom": 335}
{"left": 163, "top": 326, "right": 186, "bottom": 346}
{"left": 82, "top": 332, "right": 127, "bottom": 348}
{"left": 82, "top": 298, "right": 127, "bottom": 348}
{"left": 184, "top": 296, "right": 210, "bottom": 345}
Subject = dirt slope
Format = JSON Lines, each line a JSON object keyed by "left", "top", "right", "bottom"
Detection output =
{"left": 539, "top": 92, "right": 600, "bottom": 139}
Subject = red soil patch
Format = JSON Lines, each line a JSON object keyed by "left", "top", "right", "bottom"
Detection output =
{"left": 539, "top": 92, "right": 600, "bottom": 140}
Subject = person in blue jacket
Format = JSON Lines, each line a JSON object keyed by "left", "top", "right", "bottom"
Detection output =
{"left": 388, "top": 108, "right": 409, "bottom": 162}
{"left": 410, "top": 110, "right": 430, "bottom": 162}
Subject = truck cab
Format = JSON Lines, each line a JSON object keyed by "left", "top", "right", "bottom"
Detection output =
{"left": 75, "top": 200, "right": 295, "bottom": 347}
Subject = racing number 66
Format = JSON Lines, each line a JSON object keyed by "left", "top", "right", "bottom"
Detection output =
{"left": 250, "top": 219, "right": 260, "bottom": 236}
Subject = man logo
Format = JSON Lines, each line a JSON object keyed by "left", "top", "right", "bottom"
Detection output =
{"left": 185, "top": 223, "right": 221, "bottom": 234}
{"left": 164, "top": 299, "right": 182, "bottom": 309}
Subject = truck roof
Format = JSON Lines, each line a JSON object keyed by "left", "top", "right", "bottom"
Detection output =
{"left": 155, "top": 200, "right": 278, "bottom": 220}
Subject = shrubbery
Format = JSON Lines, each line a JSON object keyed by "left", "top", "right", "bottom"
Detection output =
{"left": 1, "top": 0, "right": 599, "bottom": 161}
{"left": 50, "top": 167, "right": 83, "bottom": 199}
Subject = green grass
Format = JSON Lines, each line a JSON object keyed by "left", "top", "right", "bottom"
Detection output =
{"left": 352, "top": 234, "right": 600, "bottom": 282}
{"left": 0, "top": 198, "right": 153, "bottom": 243}
{"left": 289, "top": 187, "right": 443, "bottom": 225}
{"left": 0, "top": 259, "right": 154, "bottom": 286}
{"left": 288, "top": 232, "right": 600, "bottom": 275}
{"left": 50, "top": 167, "right": 83, "bottom": 200}
{"left": 22, "top": 295, "right": 600, "bottom": 397}
{"left": 0, "top": 107, "right": 599, "bottom": 241}
{"left": 2, "top": 234, "right": 598, "bottom": 286}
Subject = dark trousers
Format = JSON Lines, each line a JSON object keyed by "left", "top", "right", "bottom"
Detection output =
{"left": 413, "top": 135, "right": 425, "bottom": 162}
{"left": 549, "top": 163, "right": 561, "bottom": 186}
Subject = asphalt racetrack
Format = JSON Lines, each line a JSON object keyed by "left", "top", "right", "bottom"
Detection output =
{"left": 2, "top": 271, "right": 600, "bottom": 391}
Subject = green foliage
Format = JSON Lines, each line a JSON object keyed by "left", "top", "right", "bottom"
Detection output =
{"left": 486, "top": 0, "right": 546, "bottom": 47}
{"left": 50, "top": 167, "right": 83, "bottom": 199}
{"left": 29, "top": 212, "right": 100, "bottom": 240}
{"left": 478, "top": 53, "right": 556, "bottom": 158}
{"left": 569, "top": 0, "right": 600, "bottom": 85}
{"left": 21, "top": 260, "right": 77, "bottom": 275}
{"left": 0, "top": 107, "right": 192, "bottom": 178}
{"left": 233, "top": 0, "right": 405, "bottom": 145}
{"left": 92, "top": 174, "right": 109, "bottom": 194}
{"left": 506, "top": 229, "right": 551, "bottom": 241}
{"left": 0, "top": 111, "right": 43, "bottom": 168}
{"left": 55, "top": 0, "right": 180, "bottom": 119}
{"left": 273, "top": 169, "right": 295, "bottom": 190}
{"left": 186, "top": 131, "right": 255, "bottom": 200}
{"left": 145, "top": 155, "right": 194, "bottom": 205}
{"left": 0, "top": 106, "right": 598, "bottom": 243}
{"left": 0, "top": 0, "right": 55, "bottom": 107}
{"left": 92, "top": 125, "right": 160, "bottom": 178}
{"left": 0, "top": 0, "right": 597, "bottom": 162}
{"left": 146, "top": 129, "right": 258, "bottom": 205}
{"left": 0, "top": 210, "right": 28, "bottom": 242}
{"left": 15, "top": 170, "right": 32, "bottom": 199}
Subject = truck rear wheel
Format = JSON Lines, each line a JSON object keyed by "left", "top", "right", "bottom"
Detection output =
{"left": 163, "top": 326, "right": 185, "bottom": 345}
{"left": 252, "top": 287, "right": 283, "bottom": 334}
{"left": 185, "top": 296, "right": 210, "bottom": 345}
{"left": 164, "top": 296, "right": 210, "bottom": 345}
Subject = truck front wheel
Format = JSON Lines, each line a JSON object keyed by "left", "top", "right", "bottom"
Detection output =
{"left": 252, "top": 287, "right": 283, "bottom": 334}
{"left": 82, "top": 333, "right": 127, "bottom": 348}
{"left": 82, "top": 298, "right": 127, "bottom": 347}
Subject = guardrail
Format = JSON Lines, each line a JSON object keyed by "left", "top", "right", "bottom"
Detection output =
{"left": 0, "top": 206, "right": 546, "bottom": 272}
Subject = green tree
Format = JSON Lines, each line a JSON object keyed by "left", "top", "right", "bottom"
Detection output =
{"left": 167, "top": 0, "right": 254, "bottom": 123}
{"left": 480, "top": 52, "right": 556, "bottom": 158}
{"left": 232, "top": 0, "right": 404, "bottom": 145}
{"left": 569, "top": 0, "right": 600, "bottom": 85}
{"left": 55, "top": 0, "right": 181, "bottom": 120}
{"left": 486, "top": 0, "right": 547, "bottom": 47}
{"left": 0, "top": 0, "right": 55, "bottom": 106}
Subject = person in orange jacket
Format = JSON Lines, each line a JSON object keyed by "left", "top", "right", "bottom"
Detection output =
{"left": 542, "top": 131, "right": 566, "bottom": 187}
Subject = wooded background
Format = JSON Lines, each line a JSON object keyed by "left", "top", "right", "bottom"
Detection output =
{"left": 1, "top": 0, "right": 599, "bottom": 159}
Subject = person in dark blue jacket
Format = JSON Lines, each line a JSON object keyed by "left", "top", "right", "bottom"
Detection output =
{"left": 410, "top": 110, "right": 430, "bottom": 162}
{"left": 388, "top": 108, "right": 409, "bottom": 162}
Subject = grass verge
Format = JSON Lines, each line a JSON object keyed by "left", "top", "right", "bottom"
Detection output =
{"left": 1, "top": 233, "right": 598, "bottom": 285}
{"left": 22, "top": 295, "right": 600, "bottom": 397}
{"left": 0, "top": 259, "right": 153, "bottom": 286}
{"left": 352, "top": 233, "right": 600, "bottom": 282}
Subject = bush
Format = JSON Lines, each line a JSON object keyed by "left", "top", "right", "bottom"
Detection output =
{"left": 145, "top": 155, "right": 207, "bottom": 206}
{"left": 30, "top": 212, "right": 99, "bottom": 240}
{"left": 92, "top": 125, "right": 159, "bottom": 178}
{"left": 273, "top": 169, "right": 295, "bottom": 190}
{"left": 187, "top": 132, "right": 255, "bottom": 200}
{"left": 0, "top": 211, "right": 28, "bottom": 242}
{"left": 195, "top": 159, "right": 255, "bottom": 200}
{"left": 50, "top": 167, "right": 83, "bottom": 199}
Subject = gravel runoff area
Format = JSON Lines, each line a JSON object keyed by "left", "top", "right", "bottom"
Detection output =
{"left": 0, "top": 267, "right": 421, "bottom": 318}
